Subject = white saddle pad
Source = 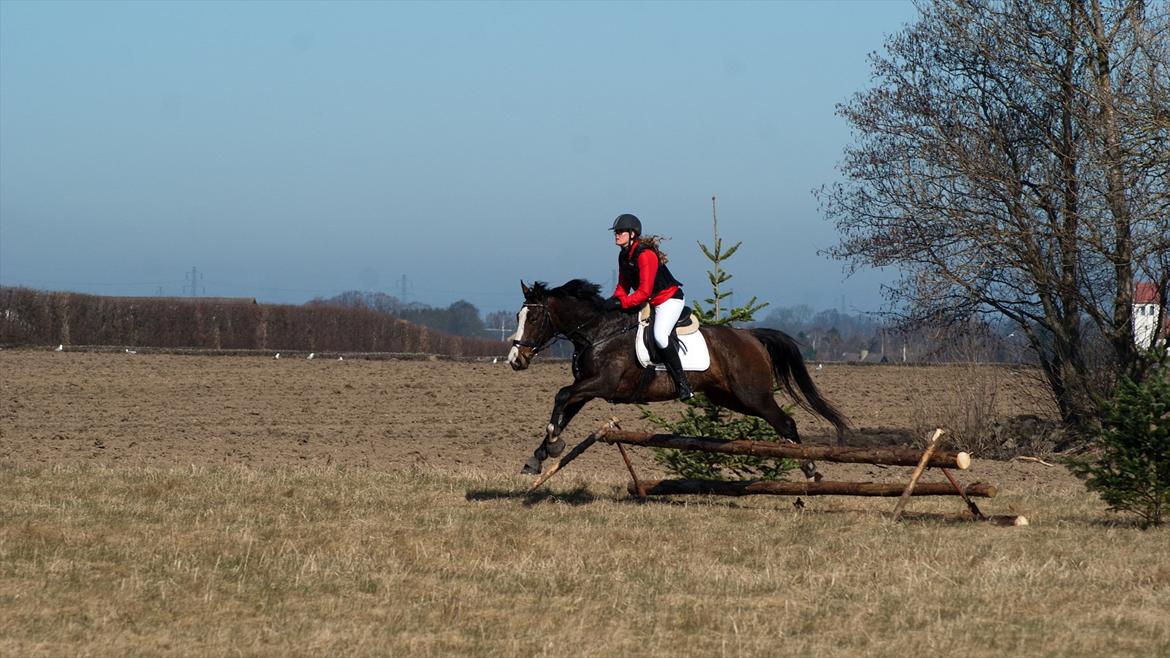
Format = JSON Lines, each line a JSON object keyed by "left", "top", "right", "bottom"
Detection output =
{"left": 635, "top": 324, "right": 711, "bottom": 371}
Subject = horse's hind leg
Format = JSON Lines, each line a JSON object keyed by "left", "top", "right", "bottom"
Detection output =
{"left": 758, "top": 400, "right": 821, "bottom": 481}
{"left": 721, "top": 390, "right": 822, "bottom": 482}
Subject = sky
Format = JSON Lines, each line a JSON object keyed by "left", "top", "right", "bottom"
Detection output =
{"left": 0, "top": 0, "right": 918, "bottom": 317}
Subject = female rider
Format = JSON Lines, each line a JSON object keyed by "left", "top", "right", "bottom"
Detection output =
{"left": 603, "top": 213, "right": 694, "bottom": 401}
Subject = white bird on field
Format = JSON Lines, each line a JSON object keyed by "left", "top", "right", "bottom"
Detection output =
{"left": 815, "top": 363, "right": 823, "bottom": 371}
{"left": 308, "top": 353, "right": 315, "bottom": 360}
{"left": 55, "top": 344, "right": 63, "bottom": 352}
{"left": 337, "top": 356, "right": 344, "bottom": 361}
{"left": 125, "top": 349, "right": 137, "bottom": 355}
{"left": 275, "top": 353, "right": 281, "bottom": 359}
{"left": 492, "top": 357, "right": 498, "bottom": 364}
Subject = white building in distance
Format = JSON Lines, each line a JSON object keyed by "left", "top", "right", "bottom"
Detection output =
{"left": 1133, "top": 282, "right": 1167, "bottom": 350}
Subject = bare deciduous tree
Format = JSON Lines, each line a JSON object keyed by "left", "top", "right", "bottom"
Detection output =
{"left": 819, "top": 0, "right": 1170, "bottom": 432}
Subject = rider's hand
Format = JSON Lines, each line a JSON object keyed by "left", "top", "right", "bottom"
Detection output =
{"left": 603, "top": 297, "right": 623, "bottom": 312}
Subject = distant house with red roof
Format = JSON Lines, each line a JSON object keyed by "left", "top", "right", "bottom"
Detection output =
{"left": 1133, "top": 282, "right": 1168, "bottom": 350}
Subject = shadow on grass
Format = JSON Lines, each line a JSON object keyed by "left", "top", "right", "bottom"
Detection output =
{"left": 1084, "top": 515, "right": 1162, "bottom": 530}
{"left": 621, "top": 497, "right": 1033, "bottom": 524}
{"left": 465, "top": 485, "right": 598, "bottom": 507}
{"left": 617, "top": 495, "right": 754, "bottom": 510}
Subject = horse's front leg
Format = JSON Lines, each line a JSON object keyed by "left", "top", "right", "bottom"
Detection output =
{"left": 542, "top": 398, "right": 590, "bottom": 458}
{"left": 521, "top": 383, "right": 595, "bottom": 475}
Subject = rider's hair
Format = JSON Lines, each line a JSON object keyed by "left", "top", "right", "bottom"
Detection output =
{"left": 637, "top": 235, "right": 670, "bottom": 265}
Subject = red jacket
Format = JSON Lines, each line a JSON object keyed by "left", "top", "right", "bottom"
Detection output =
{"left": 614, "top": 243, "right": 681, "bottom": 309}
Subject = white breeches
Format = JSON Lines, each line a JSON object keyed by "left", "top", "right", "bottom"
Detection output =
{"left": 652, "top": 297, "right": 685, "bottom": 349}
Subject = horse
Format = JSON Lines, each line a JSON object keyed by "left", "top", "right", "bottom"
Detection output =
{"left": 507, "top": 279, "right": 848, "bottom": 477}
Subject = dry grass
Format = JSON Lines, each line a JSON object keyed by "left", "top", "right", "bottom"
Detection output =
{"left": 1, "top": 463, "right": 1167, "bottom": 657}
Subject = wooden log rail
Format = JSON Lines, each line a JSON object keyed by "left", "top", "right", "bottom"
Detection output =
{"left": 628, "top": 478, "right": 996, "bottom": 498}
{"left": 599, "top": 430, "right": 972, "bottom": 470}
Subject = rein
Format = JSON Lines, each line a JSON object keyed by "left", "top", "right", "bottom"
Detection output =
{"left": 514, "top": 301, "right": 638, "bottom": 357}
{"left": 564, "top": 316, "right": 638, "bottom": 351}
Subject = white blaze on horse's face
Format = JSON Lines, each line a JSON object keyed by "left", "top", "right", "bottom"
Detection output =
{"left": 507, "top": 306, "right": 529, "bottom": 369}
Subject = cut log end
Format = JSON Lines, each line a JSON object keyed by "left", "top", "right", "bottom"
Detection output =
{"left": 956, "top": 452, "right": 971, "bottom": 470}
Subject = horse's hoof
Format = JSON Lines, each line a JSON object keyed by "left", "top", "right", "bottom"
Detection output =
{"left": 521, "top": 457, "right": 542, "bottom": 475}
{"left": 545, "top": 439, "right": 565, "bottom": 458}
{"left": 799, "top": 460, "right": 819, "bottom": 480}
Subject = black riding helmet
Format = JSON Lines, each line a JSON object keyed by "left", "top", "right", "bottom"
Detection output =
{"left": 610, "top": 213, "right": 641, "bottom": 235}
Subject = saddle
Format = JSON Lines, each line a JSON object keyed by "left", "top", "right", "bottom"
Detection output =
{"left": 628, "top": 304, "right": 710, "bottom": 402}
{"left": 638, "top": 304, "right": 700, "bottom": 335}
{"left": 637, "top": 303, "right": 701, "bottom": 362}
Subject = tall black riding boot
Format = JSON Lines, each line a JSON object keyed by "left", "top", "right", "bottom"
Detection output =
{"left": 660, "top": 335, "right": 694, "bottom": 401}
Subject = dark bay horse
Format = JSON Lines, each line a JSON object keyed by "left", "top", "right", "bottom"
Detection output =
{"left": 508, "top": 279, "right": 848, "bottom": 476}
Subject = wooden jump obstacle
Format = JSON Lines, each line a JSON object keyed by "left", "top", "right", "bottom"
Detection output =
{"left": 528, "top": 420, "right": 1027, "bottom": 526}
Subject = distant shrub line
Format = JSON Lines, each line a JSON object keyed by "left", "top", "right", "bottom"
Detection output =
{"left": 0, "top": 287, "right": 504, "bottom": 357}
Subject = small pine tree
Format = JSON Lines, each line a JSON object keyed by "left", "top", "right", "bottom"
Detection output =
{"left": 643, "top": 196, "right": 794, "bottom": 480}
{"left": 692, "top": 197, "right": 768, "bottom": 326}
{"left": 1067, "top": 360, "right": 1170, "bottom": 527}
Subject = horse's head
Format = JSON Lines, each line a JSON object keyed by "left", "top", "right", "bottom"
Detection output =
{"left": 507, "top": 279, "right": 608, "bottom": 370}
{"left": 507, "top": 281, "right": 556, "bottom": 371}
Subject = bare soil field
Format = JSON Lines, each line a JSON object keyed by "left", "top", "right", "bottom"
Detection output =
{"left": 1, "top": 349, "right": 1057, "bottom": 485}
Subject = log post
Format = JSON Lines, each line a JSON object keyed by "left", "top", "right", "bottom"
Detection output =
{"left": 616, "top": 443, "right": 645, "bottom": 498}
{"left": 892, "top": 428, "right": 944, "bottom": 520}
{"left": 940, "top": 466, "right": 987, "bottom": 520}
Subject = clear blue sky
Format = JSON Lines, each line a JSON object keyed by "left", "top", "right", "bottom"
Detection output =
{"left": 1, "top": 0, "right": 916, "bottom": 315}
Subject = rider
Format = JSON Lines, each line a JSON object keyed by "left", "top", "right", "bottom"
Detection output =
{"left": 602, "top": 213, "right": 694, "bottom": 401}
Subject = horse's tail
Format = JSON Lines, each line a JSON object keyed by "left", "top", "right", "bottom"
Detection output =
{"left": 749, "top": 328, "right": 849, "bottom": 441}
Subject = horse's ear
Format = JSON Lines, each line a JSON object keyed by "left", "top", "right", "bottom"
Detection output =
{"left": 520, "top": 280, "right": 531, "bottom": 299}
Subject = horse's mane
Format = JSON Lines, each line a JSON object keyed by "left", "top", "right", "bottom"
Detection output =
{"left": 530, "top": 279, "right": 606, "bottom": 310}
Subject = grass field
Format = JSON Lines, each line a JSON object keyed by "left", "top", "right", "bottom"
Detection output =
{"left": 2, "top": 350, "right": 1167, "bottom": 656}
{"left": 2, "top": 463, "right": 1167, "bottom": 657}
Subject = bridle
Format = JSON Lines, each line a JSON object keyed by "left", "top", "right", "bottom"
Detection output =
{"left": 513, "top": 299, "right": 638, "bottom": 359}
{"left": 512, "top": 302, "right": 557, "bottom": 356}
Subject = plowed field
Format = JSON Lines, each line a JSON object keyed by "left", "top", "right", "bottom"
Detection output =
{"left": 1, "top": 349, "right": 1061, "bottom": 486}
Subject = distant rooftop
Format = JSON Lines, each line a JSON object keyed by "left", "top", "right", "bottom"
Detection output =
{"left": 1135, "top": 282, "right": 1162, "bottom": 305}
